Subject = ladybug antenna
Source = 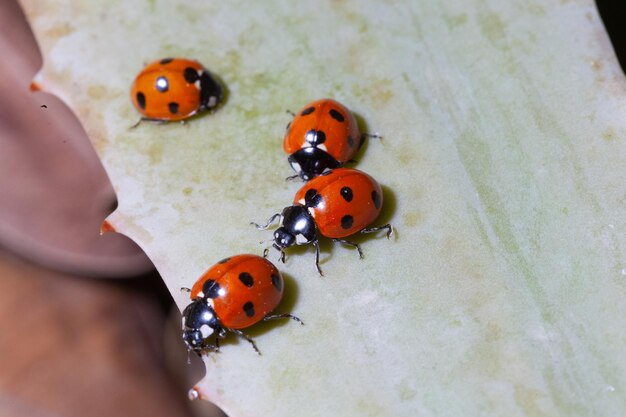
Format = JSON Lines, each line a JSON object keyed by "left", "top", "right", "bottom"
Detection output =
{"left": 362, "top": 132, "right": 382, "bottom": 140}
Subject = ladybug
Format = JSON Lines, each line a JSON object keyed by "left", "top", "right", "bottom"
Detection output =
{"left": 254, "top": 168, "right": 393, "bottom": 275}
{"left": 284, "top": 99, "right": 370, "bottom": 181}
{"left": 130, "top": 57, "right": 222, "bottom": 124}
{"left": 181, "top": 254, "right": 302, "bottom": 355}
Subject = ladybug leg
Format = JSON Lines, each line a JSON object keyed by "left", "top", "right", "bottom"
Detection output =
{"left": 265, "top": 243, "right": 286, "bottom": 263}
{"left": 129, "top": 117, "right": 168, "bottom": 130}
{"left": 251, "top": 213, "right": 282, "bottom": 230}
{"left": 196, "top": 345, "right": 219, "bottom": 356}
{"left": 312, "top": 240, "right": 324, "bottom": 276}
{"left": 227, "top": 328, "right": 261, "bottom": 355}
{"left": 278, "top": 246, "right": 286, "bottom": 264}
{"left": 285, "top": 174, "right": 300, "bottom": 181}
{"left": 361, "top": 224, "right": 394, "bottom": 239}
{"left": 199, "top": 344, "right": 219, "bottom": 356}
{"left": 333, "top": 238, "right": 364, "bottom": 259}
{"left": 196, "top": 339, "right": 220, "bottom": 356}
{"left": 263, "top": 313, "right": 304, "bottom": 325}
{"left": 264, "top": 243, "right": 287, "bottom": 263}
{"left": 180, "top": 287, "right": 191, "bottom": 293}
{"left": 130, "top": 119, "right": 142, "bottom": 129}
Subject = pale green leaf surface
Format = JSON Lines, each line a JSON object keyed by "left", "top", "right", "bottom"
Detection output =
{"left": 21, "top": 1, "right": 626, "bottom": 416}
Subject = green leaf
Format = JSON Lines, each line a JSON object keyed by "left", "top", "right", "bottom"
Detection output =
{"left": 22, "top": 0, "right": 626, "bottom": 415}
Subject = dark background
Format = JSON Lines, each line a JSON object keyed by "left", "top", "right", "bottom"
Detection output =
{"left": 0, "top": 1, "right": 225, "bottom": 416}
{"left": 596, "top": 0, "right": 626, "bottom": 73}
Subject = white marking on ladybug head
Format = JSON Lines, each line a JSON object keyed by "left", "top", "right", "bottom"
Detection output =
{"left": 317, "top": 144, "right": 327, "bottom": 152}
{"left": 290, "top": 161, "right": 302, "bottom": 173}
{"left": 200, "top": 324, "right": 214, "bottom": 338}
{"left": 295, "top": 233, "right": 308, "bottom": 244}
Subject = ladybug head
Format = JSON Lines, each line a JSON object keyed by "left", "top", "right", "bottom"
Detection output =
{"left": 182, "top": 299, "right": 221, "bottom": 353}
{"left": 273, "top": 227, "right": 296, "bottom": 249}
{"left": 288, "top": 148, "right": 341, "bottom": 181}
{"left": 199, "top": 71, "right": 224, "bottom": 112}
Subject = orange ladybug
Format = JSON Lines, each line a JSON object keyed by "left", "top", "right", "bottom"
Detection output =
{"left": 130, "top": 58, "right": 222, "bottom": 123}
{"left": 182, "top": 254, "right": 302, "bottom": 355}
{"left": 283, "top": 99, "right": 364, "bottom": 180}
{"left": 254, "top": 168, "right": 393, "bottom": 275}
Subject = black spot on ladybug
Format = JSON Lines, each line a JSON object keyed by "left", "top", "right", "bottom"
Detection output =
{"left": 347, "top": 135, "right": 355, "bottom": 147}
{"left": 136, "top": 92, "right": 146, "bottom": 109}
{"left": 341, "top": 187, "right": 353, "bottom": 202}
{"left": 271, "top": 274, "right": 282, "bottom": 291}
{"left": 160, "top": 58, "right": 174, "bottom": 64}
{"left": 305, "top": 129, "right": 326, "bottom": 145}
{"left": 217, "top": 257, "right": 230, "bottom": 264}
{"left": 371, "top": 190, "right": 381, "bottom": 209}
{"left": 243, "top": 301, "right": 255, "bottom": 318}
{"left": 304, "top": 189, "right": 317, "bottom": 204}
{"left": 316, "top": 130, "right": 326, "bottom": 144}
{"left": 203, "top": 279, "right": 221, "bottom": 299}
{"left": 310, "top": 195, "right": 323, "bottom": 207}
{"left": 341, "top": 215, "right": 354, "bottom": 229}
{"left": 239, "top": 272, "right": 254, "bottom": 288}
{"left": 301, "top": 106, "right": 315, "bottom": 116}
{"left": 329, "top": 109, "right": 345, "bottom": 122}
{"left": 184, "top": 67, "right": 199, "bottom": 83}
{"left": 155, "top": 76, "right": 169, "bottom": 92}
{"left": 304, "top": 189, "right": 322, "bottom": 207}
{"left": 168, "top": 102, "right": 179, "bottom": 114}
